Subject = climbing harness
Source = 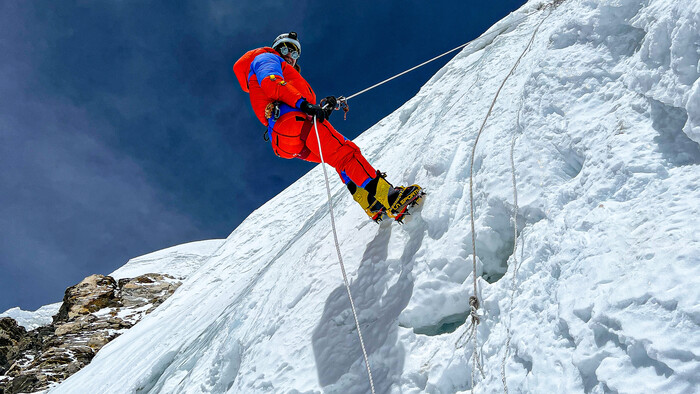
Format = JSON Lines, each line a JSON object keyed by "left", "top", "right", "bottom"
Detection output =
{"left": 262, "top": 101, "right": 282, "bottom": 141}
{"left": 265, "top": 101, "right": 282, "bottom": 122}
{"left": 465, "top": 9, "right": 551, "bottom": 393}
{"left": 312, "top": 114, "right": 376, "bottom": 394}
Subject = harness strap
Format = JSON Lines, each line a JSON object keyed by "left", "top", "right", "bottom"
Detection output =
{"left": 296, "top": 116, "right": 314, "bottom": 159}
{"left": 299, "top": 116, "right": 313, "bottom": 140}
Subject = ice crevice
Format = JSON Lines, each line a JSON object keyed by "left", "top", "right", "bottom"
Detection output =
{"left": 476, "top": 198, "right": 545, "bottom": 284}
{"left": 648, "top": 98, "right": 700, "bottom": 166}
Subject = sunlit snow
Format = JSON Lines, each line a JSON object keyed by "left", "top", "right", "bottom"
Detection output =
{"left": 50, "top": 0, "right": 699, "bottom": 392}
{"left": 109, "top": 239, "right": 226, "bottom": 281}
{"left": 0, "top": 303, "right": 62, "bottom": 331}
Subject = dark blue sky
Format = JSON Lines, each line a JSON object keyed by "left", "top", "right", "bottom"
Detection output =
{"left": 0, "top": 1, "right": 525, "bottom": 311}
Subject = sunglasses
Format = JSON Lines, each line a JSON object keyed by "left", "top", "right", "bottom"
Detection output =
{"left": 279, "top": 44, "right": 300, "bottom": 60}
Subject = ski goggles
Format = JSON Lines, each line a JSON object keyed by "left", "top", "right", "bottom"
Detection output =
{"left": 278, "top": 43, "right": 300, "bottom": 60}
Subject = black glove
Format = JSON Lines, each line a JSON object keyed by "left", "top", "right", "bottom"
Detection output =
{"left": 299, "top": 100, "right": 326, "bottom": 122}
{"left": 321, "top": 96, "right": 337, "bottom": 120}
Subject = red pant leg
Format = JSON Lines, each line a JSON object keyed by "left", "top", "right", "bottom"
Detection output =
{"left": 299, "top": 149, "right": 350, "bottom": 183}
{"left": 271, "top": 113, "right": 376, "bottom": 185}
{"left": 303, "top": 119, "right": 376, "bottom": 186}
{"left": 269, "top": 113, "right": 309, "bottom": 159}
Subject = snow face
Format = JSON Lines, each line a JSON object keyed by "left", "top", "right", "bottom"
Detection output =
{"left": 109, "top": 239, "right": 225, "bottom": 280}
{"left": 0, "top": 303, "right": 62, "bottom": 330}
{"left": 0, "top": 240, "right": 223, "bottom": 331}
{"left": 52, "top": 0, "right": 699, "bottom": 393}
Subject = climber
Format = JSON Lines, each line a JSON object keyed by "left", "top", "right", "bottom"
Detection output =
{"left": 233, "top": 31, "right": 422, "bottom": 222}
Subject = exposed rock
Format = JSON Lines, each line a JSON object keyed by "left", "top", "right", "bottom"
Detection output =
{"left": 0, "top": 273, "right": 181, "bottom": 393}
{"left": 0, "top": 318, "right": 27, "bottom": 374}
{"left": 87, "top": 332, "right": 110, "bottom": 350}
{"left": 53, "top": 275, "right": 119, "bottom": 323}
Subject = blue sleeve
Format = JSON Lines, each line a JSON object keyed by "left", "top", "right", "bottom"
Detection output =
{"left": 250, "top": 53, "right": 284, "bottom": 81}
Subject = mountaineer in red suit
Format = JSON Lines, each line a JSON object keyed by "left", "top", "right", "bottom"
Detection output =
{"left": 234, "top": 32, "right": 421, "bottom": 222}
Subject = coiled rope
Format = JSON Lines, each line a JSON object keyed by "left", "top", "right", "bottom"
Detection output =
{"left": 313, "top": 116, "right": 376, "bottom": 394}
{"left": 466, "top": 10, "right": 550, "bottom": 393}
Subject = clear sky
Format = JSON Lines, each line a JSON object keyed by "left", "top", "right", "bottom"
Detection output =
{"left": 0, "top": 0, "right": 526, "bottom": 311}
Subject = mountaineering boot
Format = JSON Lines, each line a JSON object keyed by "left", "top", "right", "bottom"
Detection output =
{"left": 346, "top": 181, "right": 386, "bottom": 222}
{"left": 364, "top": 171, "right": 425, "bottom": 223}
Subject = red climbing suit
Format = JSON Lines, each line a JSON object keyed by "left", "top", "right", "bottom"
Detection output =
{"left": 233, "top": 47, "right": 376, "bottom": 186}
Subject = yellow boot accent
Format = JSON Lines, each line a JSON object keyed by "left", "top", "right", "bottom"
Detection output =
{"left": 352, "top": 187, "right": 384, "bottom": 220}
{"left": 373, "top": 177, "right": 393, "bottom": 210}
{"left": 390, "top": 185, "right": 422, "bottom": 212}
{"left": 386, "top": 185, "right": 423, "bottom": 218}
{"left": 352, "top": 187, "right": 370, "bottom": 208}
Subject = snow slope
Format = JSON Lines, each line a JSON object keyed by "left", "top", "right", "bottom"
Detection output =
{"left": 0, "top": 240, "right": 224, "bottom": 330}
{"left": 109, "top": 239, "right": 226, "bottom": 280}
{"left": 53, "top": 0, "right": 699, "bottom": 392}
{"left": 0, "top": 303, "right": 62, "bottom": 331}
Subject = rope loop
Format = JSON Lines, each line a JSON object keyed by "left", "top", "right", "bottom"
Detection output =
{"left": 469, "top": 295, "right": 480, "bottom": 310}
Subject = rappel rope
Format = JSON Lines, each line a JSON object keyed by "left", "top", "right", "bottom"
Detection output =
{"left": 313, "top": 116, "right": 376, "bottom": 394}
{"left": 344, "top": 42, "right": 472, "bottom": 101}
{"left": 500, "top": 13, "right": 550, "bottom": 394}
{"left": 501, "top": 107, "right": 525, "bottom": 394}
{"left": 335, "top": 13, "right": 534, "bottom": 111}
{"left": 305, "top": 7, "right": 550, "bottom": 394}
{"left": 466, "top": 10, "right": 550, "bottom": 393}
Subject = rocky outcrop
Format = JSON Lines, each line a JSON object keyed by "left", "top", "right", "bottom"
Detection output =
{"left": 0, "top": 319, "right": 31, "bottom": 375}
{"left": 0, "top": 273, "right": 181, "bottom": 393}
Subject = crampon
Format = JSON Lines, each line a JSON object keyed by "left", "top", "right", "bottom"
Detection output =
{"left": 379, "top": 186, "right": 425, "bottom": 224}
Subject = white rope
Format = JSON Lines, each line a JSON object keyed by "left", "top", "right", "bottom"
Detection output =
{"left": 501, "top": 109, "right": 521, "bottom": 394}
{"left": 346, "top": 42, "right": 470, "bottom": 101}
{"left": 499, "top": 13, "right": 549, "bottom": 393}
{"left": 312, "top": 116, "right": 376, "bottom": 394}
{"left": 344, "top": 14, "right": 533, "bottom": 101}
{"left": 300, "top": 8, "right": 551, "bottom": 394}
{"left": 467, "top": 11, "right": 550, "bottom": 393}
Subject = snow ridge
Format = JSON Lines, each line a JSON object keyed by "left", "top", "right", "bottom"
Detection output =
{"left": 53, "top": 0, "right": 699, "bottom": 393}
{"left": 0, "top": 303, "right": 62, "bottom": 331}
{"left": 109, "top": 239, "right": 226, "bottom": 280}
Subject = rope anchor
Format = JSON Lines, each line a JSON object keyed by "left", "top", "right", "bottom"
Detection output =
{"left": 469, "top": 295, "right": 480, "bottom": 325}
{"left": 337, "top": 96, "right": 350, "bottom": 120}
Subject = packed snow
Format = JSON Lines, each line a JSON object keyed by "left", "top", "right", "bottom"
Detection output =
{"left": 0, "top": 303, "right": 62, "bottom": 330}
{"left": 51, "top": 0, "right": 699, "bottom": 392}
{"left": 1, "top": 240, "right": 223, "bottom": 331}
{"left": 109, "top": 239, "right": 226, "bottom": 280}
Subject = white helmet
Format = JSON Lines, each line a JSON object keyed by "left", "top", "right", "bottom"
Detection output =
{"left": 272, "top": 31, "right": 301, "bottom": 56}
